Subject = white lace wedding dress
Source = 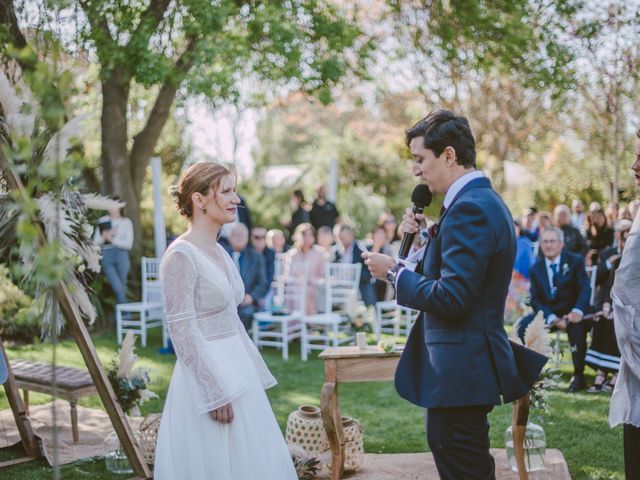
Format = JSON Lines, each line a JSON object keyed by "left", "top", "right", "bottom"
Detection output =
{"left": 154, "top": 238, "right": 297, "bottom": 479}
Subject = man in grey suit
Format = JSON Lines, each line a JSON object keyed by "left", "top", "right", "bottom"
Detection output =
{"left": 227, "top": 223, "right": 268, "bottom": 331}
{"left": 610, "top": 127, "right": 640, "bottom": 479}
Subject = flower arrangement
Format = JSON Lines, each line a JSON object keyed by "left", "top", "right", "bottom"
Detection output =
{"left": 288, "top": 445, "right": 322, "bottom": 480}
{"left": 106, "top": 332, "right": 157, "bottom": 416}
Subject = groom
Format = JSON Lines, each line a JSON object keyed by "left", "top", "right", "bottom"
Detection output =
{"left": 364, "top": 110, "right": 546, "bottom": 479}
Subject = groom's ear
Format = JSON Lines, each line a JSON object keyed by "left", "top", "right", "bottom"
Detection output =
{"left": 443, "top": 146, "right": 457, "bottom": 167}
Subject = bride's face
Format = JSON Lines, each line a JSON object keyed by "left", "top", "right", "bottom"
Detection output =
{"left": 201, "top": 175, "right": 240, "bottom": 224}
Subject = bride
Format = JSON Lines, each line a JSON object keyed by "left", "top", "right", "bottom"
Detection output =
{"left": 154, "top": 162, "right": 297, "bottom": 479}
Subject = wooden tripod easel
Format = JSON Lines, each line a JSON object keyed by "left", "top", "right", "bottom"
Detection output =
{"left": 0, "top": 335, "right": 40, "bottom": 468}
{"left": 0, "top": 154, "right": 152, "bottom": 478}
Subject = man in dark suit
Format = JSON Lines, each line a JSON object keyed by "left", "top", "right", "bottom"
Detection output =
{"left": 363, "top": 110, "right": 546, "bottom": 480}
{"left": 227, "top": 223, "right": 268, "bottom": 331}
{"left": 554, "top": 204, "right": 588, "bottom": 256}
{"left": 332, "top": 224, "right": 375, "bottom": 306}
{"left": 517, "top": 226, "right": 592, "bottom": 391}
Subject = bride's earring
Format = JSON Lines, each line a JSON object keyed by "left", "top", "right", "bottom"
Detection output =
{"left": 201, "top": 205, "right": 207, "bottom": 214}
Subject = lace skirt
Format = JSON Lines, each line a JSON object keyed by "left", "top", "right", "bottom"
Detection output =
{"left": 154, "top": 334, "right": 297, "bottom": 479}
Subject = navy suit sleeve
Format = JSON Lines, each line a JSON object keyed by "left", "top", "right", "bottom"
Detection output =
{"left": 396, "top": 200, "right": 492, "bottom": 319}
{"left": 247, "top": 253, "right": 268, "bottom": 302}
{"left": 528, "top": 268, "right": 553, "bottom": 318}
{"left": 573, "top": 256, "right": 591, "bottom": 313}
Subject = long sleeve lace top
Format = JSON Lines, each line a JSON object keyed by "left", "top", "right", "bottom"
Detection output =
{"left": 161, "top": 239, "right": 276, "bottom": 414}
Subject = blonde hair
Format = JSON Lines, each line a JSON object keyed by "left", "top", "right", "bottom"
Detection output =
{"left": 171, "top": 162, "right": 235, "bottom": 218}
{"left": 293, "top": 223, "right": 314, "bottom": 250}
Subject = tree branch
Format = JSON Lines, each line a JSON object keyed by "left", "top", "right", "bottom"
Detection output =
{"left": 126, "top": 0, "right": 171, "bottom": 54}
{"left": 129, "top": 36, "right": 199, "bottom": 189}
{"left": 0, "top": 0, "right": 29, "bottom": 74}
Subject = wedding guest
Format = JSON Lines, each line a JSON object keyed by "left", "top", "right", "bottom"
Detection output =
{"left": 333, "top": 224, "right": 375, "bottom": 306}
{"left": 606, "top": 202, "right": 619, "bottom": 231}
{"left": 586, "top": 204, "right": 614, "bottom": 266}
{"left": 368, "top": 224, "right": 393, "bottom": 301}
{"left": 521, "top": 206, "right": 539, "bottom": 242}
{"left": 517, "top": 227, "right": 592, "bottom": 392}
{"left": 227, "top": 223, "right": 268, "bottom": 331}
{"left": 377, "top": 212, "right": 399, "bottom": 244}
{"left": 316, "top": 225, "right": 335, "bottom": 259}
{"left": 537, "top": 211, "right": 553, "bottom": 231}
{"left": 514, "top": 219, "right": 535, "bottom": 279}
{"left": 155, "top": 161, "right": 296, "bottom": 479}
{"left": 585, "top": 227, "right": 629, "bottom": 392}
{"left": 266, "top": 228, "right": 287, "bottom": 254}
{"left": 309, "top": 185, "right": 340, "bottom": 230}
{"left": 285, "top": 223, "right": 326, "bottom": 315}
{"left": 554, "top": 204, "right": 588, "bottom": 256}
{"left": 251, "top": 226, "right": 276, "bottom": 287}
{"left": 285, "top": 189, "right": 310, "bottom": 239}
{"left": 571, "top": 199, "right": 586, "bottom": 231}
{"left": 94, "top": 203, "right": 134, "bottom": 308}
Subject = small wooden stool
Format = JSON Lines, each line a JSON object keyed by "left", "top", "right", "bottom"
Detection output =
{"left": 10, "top": 360, "right": 98, "bottom": 443}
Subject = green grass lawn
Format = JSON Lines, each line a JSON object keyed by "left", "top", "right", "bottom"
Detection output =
{"left": 0, "top": 329, "right": 624, "bottom": 479}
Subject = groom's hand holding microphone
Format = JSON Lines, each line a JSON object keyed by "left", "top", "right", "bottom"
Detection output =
{"left": 363, "top": 184, "right": 431, "bottom": 280}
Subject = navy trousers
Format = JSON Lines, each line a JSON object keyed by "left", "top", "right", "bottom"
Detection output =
{"left": 426, "top": 405, "right": 495, "bottom": 480}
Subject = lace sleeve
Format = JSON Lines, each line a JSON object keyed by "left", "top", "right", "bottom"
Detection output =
{"left": 161, "top": 250, "right": 246, "bottom": 413}
{"left": 238, "top": 325, "right": 277, "bottom": 390}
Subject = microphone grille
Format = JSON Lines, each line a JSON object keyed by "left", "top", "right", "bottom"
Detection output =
{"left": 411, "top": 184, "right": 432, "bottom": 208}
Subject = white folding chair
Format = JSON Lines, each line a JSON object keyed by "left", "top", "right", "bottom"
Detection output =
{"left": 374, "top": 300, "right": 418, "bottom": 340}
{"left": 300, "top": 263, "right": 361, "bottom": 361}
{"left": 252, "top": 255, "right": 305, "bottom": 360}
{"left": 116, "top": 257, "right": 166, "bottom": 347}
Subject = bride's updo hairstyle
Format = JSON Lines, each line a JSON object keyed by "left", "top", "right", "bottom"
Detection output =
{"left": 170, "top": 162, "right": 235, "bottom": 218}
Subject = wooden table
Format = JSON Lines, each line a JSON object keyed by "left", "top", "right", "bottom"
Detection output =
{"left": 10, "top": 360, "right": 98, "bottom": 443}
{"left": 319, "top": 346, "right": 401, "bottom": 480}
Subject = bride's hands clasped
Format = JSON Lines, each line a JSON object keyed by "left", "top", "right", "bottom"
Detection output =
{"left": 210, "top": 403, "right": 234, "bottom": 424}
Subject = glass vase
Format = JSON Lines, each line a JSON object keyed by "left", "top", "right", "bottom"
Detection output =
{"left": 104, "top": 431, "right": 133, "bottom": 474}
{"left": 505, "top": 421, "right": 546, "bottom": 472}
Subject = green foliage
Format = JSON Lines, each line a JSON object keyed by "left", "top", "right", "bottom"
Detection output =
{"left": 105, "top": 358, "right": 149, "bottom": 416}
{"left": 0, "top": 264, "right": 39, "bottom": 343}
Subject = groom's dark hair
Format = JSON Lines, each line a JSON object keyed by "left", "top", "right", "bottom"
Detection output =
{"left": 405, "top": 110, "right": 476, "bottom": 168}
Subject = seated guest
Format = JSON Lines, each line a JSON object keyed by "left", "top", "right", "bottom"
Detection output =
{"left": 251, "top": 225, "right": 276, "bottom": 288}
{"left": 596, "top": 219, "right": 633, "bottom": 286}
{"left": 514, "top": 219, "right": 535, "bottom": 279}
{"left": 586, "top": 204, "right": 614, "bottom": 265}
{"left": 333, "top": 224, "right": 375, "bottom": 306}
{"left": 368, "top": 224, "right": 394, "bottom": 302}
{"left": 521, "top": 206, "right": 539, "bottom": 242}
{"left": 517, "top": 227, "right": 592, "bottom": 392}
{"left": 585, "top": 227, "right": 629, "bottom": 392}
{"left": 266, "top": 228, "right": 287, "bottom": 254}
{"left": 571, "top": 199, "right": 586, "bottom": 232}
{"left": 227, "top": 223, "right": 268, "bottom": 331}
{"left": 285, "top": 223, "right": 326, "bottom": 315}
{"left": 316, "top": 225, "right": 335, "bottom": 259}
{"left": 554, "top": 204, "right": 589, "bottom": 256}
{"left": 537, "top": 210, "right": 553, "bottom": 231}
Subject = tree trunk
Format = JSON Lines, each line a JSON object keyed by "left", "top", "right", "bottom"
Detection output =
{"left": 99, "top": 69, "right": 144, "bottom": 258}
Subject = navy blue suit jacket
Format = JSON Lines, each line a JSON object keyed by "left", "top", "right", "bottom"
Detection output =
{"left": 395, "top": 177, "right": 545, "bottom": 408}
{"left": 238, "top": 248, "right": 268, "bottom": 304}
{"left": 528, "top": 251, "right": 591, "bottom": 319}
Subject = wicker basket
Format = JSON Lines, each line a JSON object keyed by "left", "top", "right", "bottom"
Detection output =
{"left": 285, "top": 405, "right": 329, "bottom": 456}
{"left": 342, "top": 416, "right": 364, "bottom": 472}
{"left": 137, "top": 413, "right": 162, "bottom": 465}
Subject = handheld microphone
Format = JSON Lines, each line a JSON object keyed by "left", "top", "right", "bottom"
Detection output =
{"left": 398, "top": 184, "right": 432, "bottom": 260}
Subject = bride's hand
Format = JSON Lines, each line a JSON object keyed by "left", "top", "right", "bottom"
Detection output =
{"left": 209, "top": 404, "right": 234, "bottom": 424}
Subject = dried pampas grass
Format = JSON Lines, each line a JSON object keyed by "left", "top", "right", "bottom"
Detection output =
{"left": 511, "top": 311, "right": 551, "bottom": 357}
{"left": 117, "top": 331, "right": 137, "bottom": 379}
